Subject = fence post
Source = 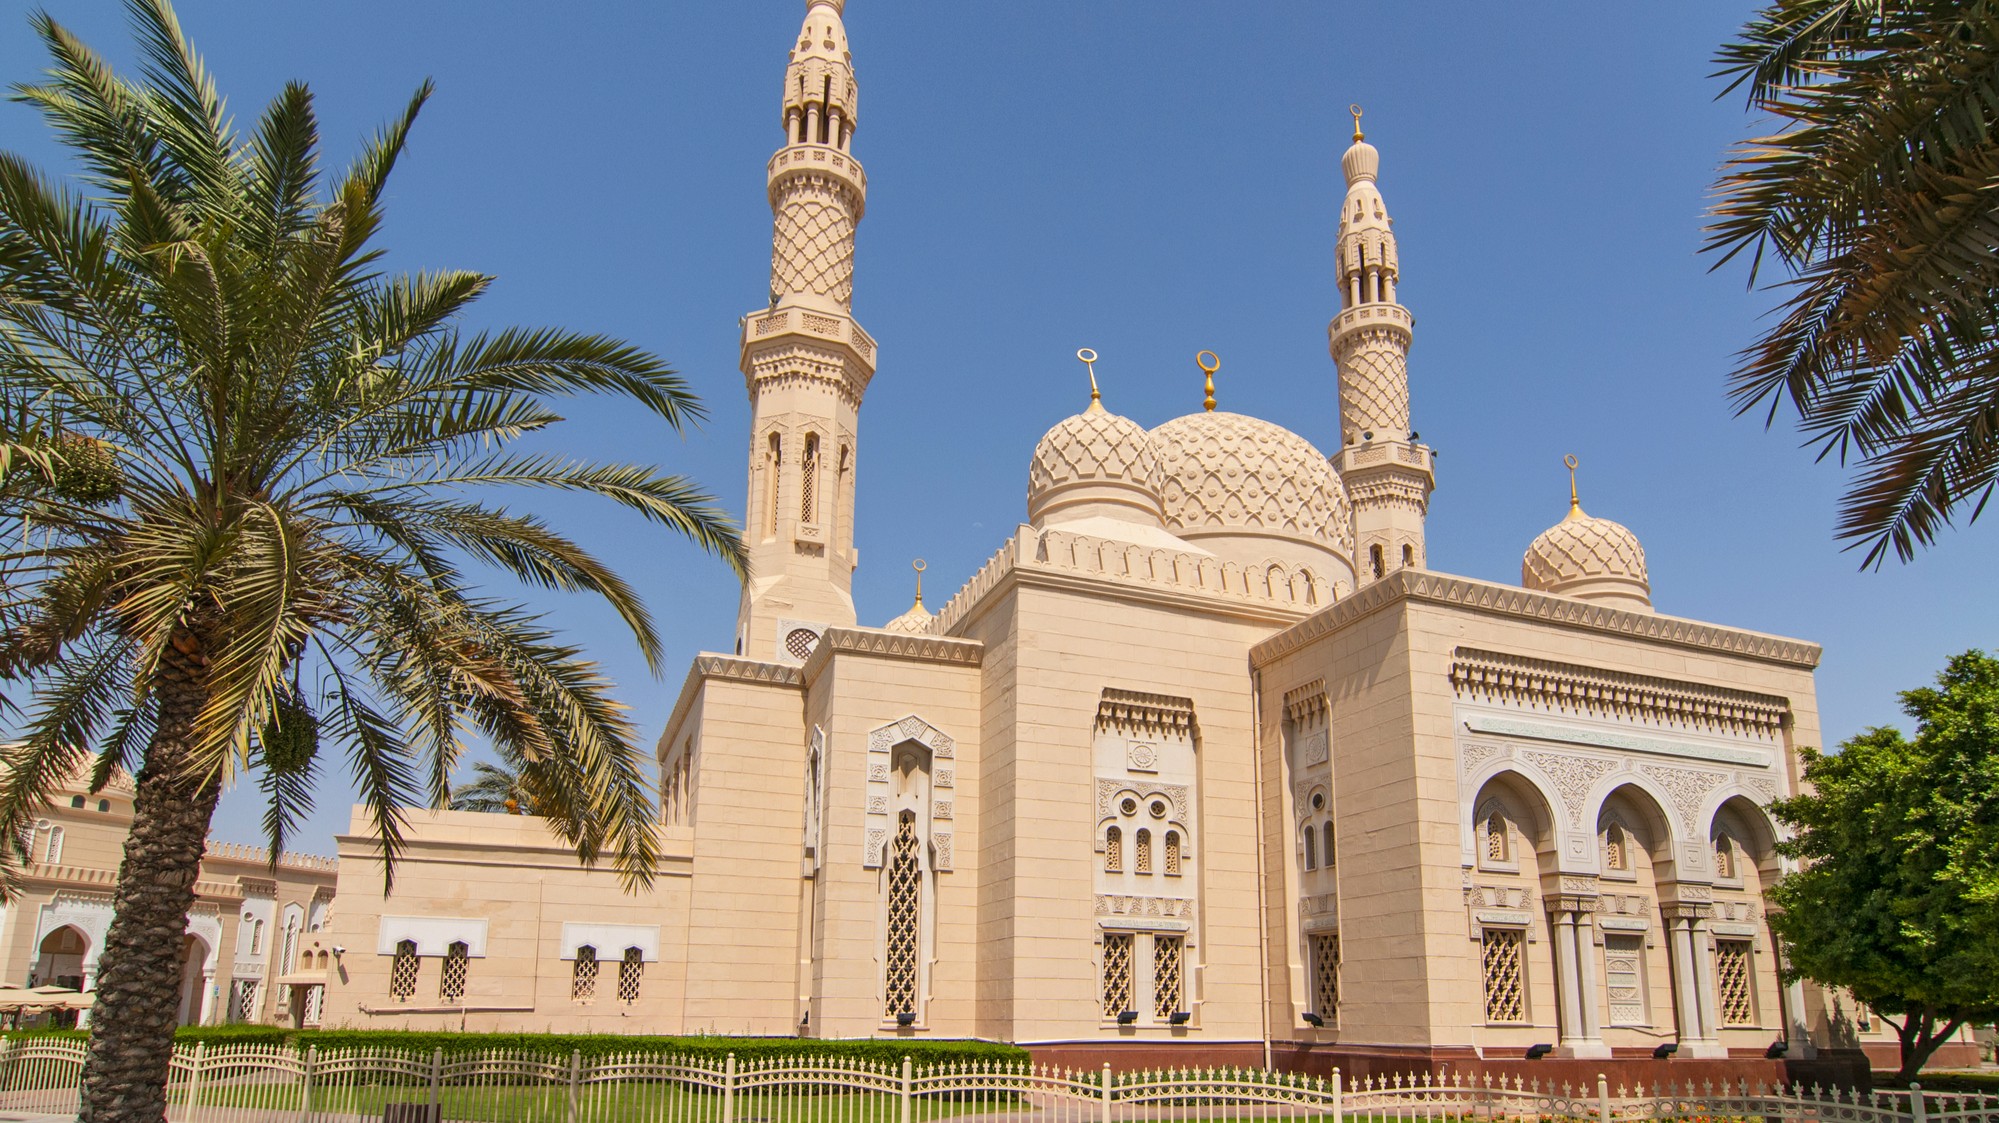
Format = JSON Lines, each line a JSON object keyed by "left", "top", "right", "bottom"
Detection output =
{"left": 184, "top": 1040, "right": 206, "bottom": 1119}
{"left": 565, "top": 1049, "right": 583, "bottom": 1123}
{"left": 301, "top": 1044, "right": 316, "bottom": 1123}
{"left": 1331, "top": 1068, "right": 1342, "bottom": 1123}
{"left": 1102, "top": 1062, "right": 1113, "bottom": 1123}
{"left": 900, "top": 1056, "right": 913, "bottom": 1123}
{"left": 1597, "top": 1074, "right": 1611, "bottom": 1123}
{"left": 427, "top": 1047, "right": 443, "bottom": 1120}
{"left": 1912, "top": 1083, "right": 1928, "bottom": 1123}
{"left": 723, "top": 1053, "right": 737, "bottom": 1123}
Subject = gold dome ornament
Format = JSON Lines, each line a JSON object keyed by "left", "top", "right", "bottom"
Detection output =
{"left": 1197, "top": 350, "right": 1220, "bottom": 412}
{"left": 1521, "top": 454, "right": 1652, "bottom": 612}
{"left": 1078, "top": 347, "right": 1102, "bottom": 410}
{"left": 883, "top": 559, "right": 937, "bottom": 634}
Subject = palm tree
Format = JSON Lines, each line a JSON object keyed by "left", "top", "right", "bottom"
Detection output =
{"left": 449, "top": 760, "right": 537, "bottom": 815}
{"left": 1708, "top": 1, "right": 1999, "bottom": 566}
{"left": 0, "top": 3, "right": 744, "bottom": 1120}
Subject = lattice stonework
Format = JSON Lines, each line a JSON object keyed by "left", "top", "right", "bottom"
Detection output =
{"left": 1164, "top": 831, "right": 1182, "bottom": 876}
{"left": 801, "top": 436, "right": 819, "bottom": 523}
{"left": 1104, "top": 827, "right": 1122, "bottom": 872}
{"left": 1481, "top": 928, "right": 1526, "bottom": 1023}
{"left": 1310, "top": 933, "right": 1340, "bottom": 1021}
{"left": 618, "top": 948, "right": 644, "bottom": 1005}
{"left": 1604, "top": 933, "right": 1646, "bottom": 1025}
{"left": 572, "top": 947, "right": 598, "bottom": 1004}
{"left": 784, "top": 628, "right": 819, "bottom": 660}
{"left": 883, "top": 814, "right": 921, "bottom": 1019}
{"left": 771, "top": 183, "right": 856, "bottom": 306}
{"left": 1154, "top": 935, "right": 1185, "bottom": 1019}
{"left": 439, "top": 942, "right": 468, "bottom": 1002}
{"left": 1716, "top": 939, "right": 1755, "bottom": 1024}
{"left": 1101, "top": 933, "right": 1134, "bottom": 1019}
{"left": 234, "top": 979, "right": 261, "bottom": 1021}
{"left": 1485, "top": 816, "right": 1507, "bottom": 862}
{"left": 1136, "top": 829, "right": 1153, "bottom": 874}
{"left": 389, "top": 940, "right": 419, "bottom": 1002}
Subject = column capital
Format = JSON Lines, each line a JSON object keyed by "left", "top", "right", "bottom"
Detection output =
{"left": 1662, "top": 901, "right": 1713, "bottom": 922}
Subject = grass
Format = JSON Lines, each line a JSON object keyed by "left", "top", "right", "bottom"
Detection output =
{"left": 193, "top": 1081, "right": 1005, "bottom": 1123}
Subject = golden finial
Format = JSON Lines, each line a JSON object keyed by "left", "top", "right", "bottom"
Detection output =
{"left": 910, "top": 558, "right": 926, "bottom": 606}
{"left": 1197, "top": 351, "right": 1220, "bottom": 412}
{"left": 1077, "top": 348, "right": 1101, "bottom": 410}
{"left": 1350, "top": 103, "right": 1364, "bottom": 143}
{"left": 1563, "top": 454, "right": 1584, "bottom": 520}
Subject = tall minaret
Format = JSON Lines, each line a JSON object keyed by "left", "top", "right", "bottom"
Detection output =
{"left": 1330, "top": 109, "right": 1435, "bottom": 586}
{"left": 737, "top": 0, "right": 875, "bottom": 662}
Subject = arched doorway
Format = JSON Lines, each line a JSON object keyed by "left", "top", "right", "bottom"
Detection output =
{"left": 33, "top": 926, "right": 87, "bottom": 990}
{"left": 175, "top": 934, "right": 210, "bottom": 1026}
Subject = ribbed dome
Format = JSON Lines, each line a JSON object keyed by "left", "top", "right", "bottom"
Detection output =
{"left": 1341, "top": 138, "right": 1380, "bottom": 185}
{"left": 883, "top": 599, "right": 935, "bottom": 634}
{"left": 1149, "top": 412, "right": 1354, "bottom": 561}
{"left": 1026, "top": 401, "right": 1163, "bottom": 527}
{"left": 1522, "top": 504, "right": 1651, "bottom": 611}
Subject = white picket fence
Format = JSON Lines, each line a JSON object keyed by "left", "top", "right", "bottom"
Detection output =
{"left": 0, "top": 1038, "right": 1994, "bottom": 1123}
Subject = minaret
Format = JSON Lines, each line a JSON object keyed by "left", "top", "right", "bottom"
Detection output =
{"left": 1329, "top": 108, "right": 1435, "bottom": 585}
{"left": 737, "top": 0, "right": 876, "bottom": 662}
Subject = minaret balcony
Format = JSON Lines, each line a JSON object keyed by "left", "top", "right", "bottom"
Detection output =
{"left": 1328, "top": 302, "right": 1412, "bottom": 345}
{"left": 1338, "top": 440, "right": 1434, "bottom": 482}
{"left": 768, "top": 143, "right": 867, "bottom": 200}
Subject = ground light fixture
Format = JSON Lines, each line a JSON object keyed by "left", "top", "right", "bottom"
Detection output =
{"left": 1765, "top": 1040, "right": 1788, "bottom": 1059}
{"left": 1302, "top": 1012, "right": 1325, "bottom": 1027}
{"left": 1117, "top": 1010, "right": 1139, "bottom": 1025}
{"left": 1524, "top": 1044, "right": 1554, "bottom": 1060}
{"left": 1653, "top": 1043, "right": 1679, "bottom": 1059}
{"left": 895, "top": 1011, "right": 916, "bottom": 1027}
{"left": 1169, "top": 1011, "right": 1191, "bottom": 1026}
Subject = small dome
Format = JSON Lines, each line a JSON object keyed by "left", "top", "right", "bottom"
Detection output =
{"left": 1027, "top": 401, "right": 1163, "bottom": 527}
{"left": 1149, "top": 411, "right": 1354, "bottom": 565}
{"left": 1341, "top": 138, "right": 1380, "bottom": 185}
{"left": 883, "top": 600, "right": 935, "bottom": 635}
{"left": 1523, "top": 503, "right": 1651, "bottom": 611}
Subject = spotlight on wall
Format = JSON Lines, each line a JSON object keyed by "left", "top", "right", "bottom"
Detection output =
{"left": 1765, "top": 1040, "right": 1788, "bottom": 1059}
{"left": 1169, "top": 1011, "right": 1192, "bottom": 1026}
{"left": 331, "top": 946, "right": 345, "bottom": 957}
{"left": 1362, "top": 431, "right": 1375, "bottom": 442}
{"left": 1302, "top": 1012, "right": 1325, "bottom": 1028}
{"left": 1524, "top": 1044, "right": 1554, "bottom": 1060}
{"left": 1652, "top": 1043, "right": 1679, "bottom": 1060}
{"left": 895, "top": 1012, "right": 916, "bottom": 1027}
{"left": 1116, "top": 1010, "right": 1139, "bottom": 1026}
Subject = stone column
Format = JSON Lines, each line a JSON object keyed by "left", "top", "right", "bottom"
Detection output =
{"left": 1689, "top": 916, "right": 1726, "bottom": 1057}
{"left": 1665, "top": 898, "right": 1724, "bottom": 1057}
{"left": 1553, "top": 885, "right": 1609, "bottom": 1058}
{"left": 1666, "top": 915, "right": 1701, "bottom": 1041}
{"left": 198, "top": 970, "right": 217, "bottom": 1026}
{"left": 1552, "top": 909, "right": 1582, "bottom": 1048}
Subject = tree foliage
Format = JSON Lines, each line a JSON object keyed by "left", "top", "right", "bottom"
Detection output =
{"left": 1709, "top": 0, "right": 1999, "bottom": 566}
{"left": 1767, "top": 650, "right": 1999, "bottom": 1082}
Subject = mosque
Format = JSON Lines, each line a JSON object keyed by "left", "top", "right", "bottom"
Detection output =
{"left": 300, "top": 0, "right": 1927, "bottom": 1082}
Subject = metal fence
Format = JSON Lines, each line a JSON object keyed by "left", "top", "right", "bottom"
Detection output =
{"left": 0, "top": 1038, "right": 1995, "bottom": 1123}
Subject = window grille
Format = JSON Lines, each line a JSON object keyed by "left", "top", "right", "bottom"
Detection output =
{"left": 785, "top": 628, "right": 819, "bottom": 661}
{"left": 1484, "top": 815, "right": 1508, "bottom": 862}
{"left": 1604, "top": 932, "right": 1646, "bottom": 1025}
{"left": 234, "top": 979, "right": 261, "bottom": 1022}
{"left": 1135, "top": 829, "right": 1152, "bottom": 874}
{"left": 1153, "top": 935, "right": 1184, "bottom": 1018}
{"left": 1322, "top": 821, "right": 1336, "bottom": 869}
{"left": 1164, "top": 831, "right": 1181, "bottom": 876}
{"left": 281, "top": 921, "right": 300, "bottom": 977}
{"left": 801, "top": 435, "right": 819, "bottom": 523}
{"left": 884, "top": 812, "right": 921, "bottom": 1021}
{"left": 764, "top": 433, "right": 781, "bottom": 538}
{"left": 389, "top": 940, "right": 419, "bottom": 1001}
{"left": 1604, "top": 824, "right": 1627, "bottom": 871}
{"left": 439, "top": 941, "right": 469, "bottom": 1003}
{"left": 44, "top": 826, "right": 61, "bottom": 865}
{"left": 1310, "top": 933, "right": 1340, "bottom": 1021}
{"left": 619, "top": 947, "right": 644, "bottom": 1005}
{"left": 1101, "top": 933, "right": 1134, "bottom": 1019}
{"left": 1104, "top": 826, "right": 1122, "bottom": 872}
{"left": 303, "top": 984, "right": 324, "bottom": 1025}
{"left": 1302, "top": 826, "right": 1316, "bottom": 871}
{"left": 1481, "top": 928, "right": 1526, "bottom": 1023}
{"left": 1714, "top": 837, "right": 1736, "bottom": 880}
{"left": 572, "top": 946, "right": 597, "bottom": 1004}
{"left": 1716, "top": 939, "right": 1755, "bottom": 1024}
{"left": 251, "top": 920, "right": 264, "bottom": 955}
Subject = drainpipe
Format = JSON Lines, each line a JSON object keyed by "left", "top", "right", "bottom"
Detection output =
{"left": 1251, "top": 668, "right": 1272, "bottom": 1071}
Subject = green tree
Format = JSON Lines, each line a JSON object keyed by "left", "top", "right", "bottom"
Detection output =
{"left": 449, "top": 760, "right": 536, "bottom": 815}
{"left": 1708, "top": 1, "right": 1999, "bottom": 566}
{"left": 1767, "top": 650, "right": 1999, "bottom": 1083}
{"left": 0, "top": 4, "right": 744, "bottom": 1121}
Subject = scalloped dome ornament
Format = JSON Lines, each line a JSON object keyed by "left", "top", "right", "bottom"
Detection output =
{"left": 1521, "top": 455, "right": 1651, "bottom": 612}
{"left": 882, "top": 559, "right": 936, "bottom": 634}
{"left": 1026, "top": 349, "right": 1165, "bottom": 528}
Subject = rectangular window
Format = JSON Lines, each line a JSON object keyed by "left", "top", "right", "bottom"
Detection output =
{"left": 1716, "top": 939, "right": 1755, "bottom": 1025}
{"left": 1481, "top": 928, "right": 1527, "bottom": 1023}
{"left": 1603, "top": 932, "right": 1647, "bottom": 1026}
{"left": 1310, "top": 933, "right": 1340, "bottom": 1023}
{"left": 1101, "top": 933, "right": 1134, "bottom": 1019}
{"left": 1153, "top": 935, "right": 1184, "bottom": 1019}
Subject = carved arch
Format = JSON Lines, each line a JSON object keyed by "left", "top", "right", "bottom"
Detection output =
{"left": 863, "top": 715, "right": 956, "bottom": 871}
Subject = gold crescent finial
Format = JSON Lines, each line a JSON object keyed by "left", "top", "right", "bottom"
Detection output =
{"left": 1350, "top": 103, "right": 1364, "bottom": 143}
{"left": 1077, "top": 348, "right": 1100, "bottom": 407}
{"left": 1196, "top": 350, "right": 1220, "bottom": 412}
{"left": 912, "top": 558, "right": 926, "bottom": 606}
{"left": 1563, "top": 454, "right": 1582, "bottom": 518}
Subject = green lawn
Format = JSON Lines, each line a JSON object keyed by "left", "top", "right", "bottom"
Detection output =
{"left": 191, "top": 1081, "right": 1012, "bottom": 1123}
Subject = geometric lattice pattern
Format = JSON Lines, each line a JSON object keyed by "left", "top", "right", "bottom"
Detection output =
{"left": 619, "top": 947, "right": 644, "bottom": 1005}
{"left": 1522, "top": 508, "right": 1649, "bottom": 590}
{"left": 1604, "top": 824, "right": 1628, "bottom": 872}
{"left": 771, "top": 184, "right": 856, "bottom": 307}
{"left": 1714, "top": 837, "right": 1736, "bottom": 880}
{"left": 801, "top": 436, "right": 819, "bottom": 524}
{"left": 1310, "top": 933, "right": 1340, "bottom": 1022}
{"left": 1716, "top": 940, "right": 1755, "bottom": 1025}
{"left": 1485, "top": 816, "right": 1508, "bottom": 863}
{"left": 1104, "top": 827, "right": 1122, "bottom": 873}
{"left": 1164, "top": 831, "right": 1182, "bottom": 876}
{"left": 572, "top": 947, "right": 597, "bottom": 1004}
{"left": 389, "top": 941, "right": 419, "bottom": 1002}
{"left": 784, "top": 628, "right": 819, "bottom": 661}
{"left": 1150, "top": 411, "right": 1355, "bottom": 556}
{"left": 1334, "top": 337, "right": 1409, "bottom": 438}
{"left": 234, "top": 979, "right": 261, "bottom": 1022}
{"left": 884, "top": 813, "right": 921, "bottom": 1019}
{"left": 439, "top": 942, "right": 469, "bottom": 1003}
{"left": 1153, "top": 935, "right": 1184, "bottom": 1019}
{"left": 1136, "top": 829, "right": 1152, "bottom": 874}
{"left": 1604, "top": 933, "right": 1646, "bottom": 1026}
{"left": 1481, "top": 928, "right": 1526, "bottom": 1023}
{"left": 1101, "top": 933, "right": 1134, "bottom": 1019}
{"left": 1027, "top": 405, "right": 1161, "bottom": 520}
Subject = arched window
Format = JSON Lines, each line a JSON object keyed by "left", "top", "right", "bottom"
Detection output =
{"left": 572, "top": 946, "right": 597, "bottom": 1004}
{"left": 1164, "top": 830, "right": 1182, "bottom": 876}
{"left": 1604, "top": 823, "right": 1628, "bottom": 872}
{"left": 1302, "top": 825, "right": 1317, "bottom": 872}
{"left": 884, "top": 811, "right": 921, "bottom": 1021}
{"left": 251, "top": 920, "right": 265, "bottom": 955}
{"left": 439, "top": 942, "right": 469, "bottom": 1002}
{"left": 800, "top": 434, "right": 820, "bottom": 523}
{"left": 1484, "top": 813, "right": 1509, "bottom": 863}
{"left": 763, "top": 432, "right": 782, "bottom": 539}
{"left": 280, "top": 915, "right": 301, "bottom": 976}
{"left": 44, "top": 826, "right": 62, "bottom": 864}
{"left": 1321, "top": 820, "right": 1336, "bottom": 869}
{"left": 68, "top": 795, "right": 83, "bottom": 809}
{"left": 1135, "top": 829, "right": 1153, "bottom": 874}
{"left": 1402, "top": 544, "right": 1414, "bottom": 567}
{"left": 95, "top": 800, "right": 109, "bottom": 812}
{"left": 618, "top": 947, "right": 644, "bottom": 1005}
{"left": 1370, "top": 544, "right": 1384, "bottom": 579}
{"left": 389, "top": 940, "right": 419, "bottom": 1001}
{"left": 1714, "top": 836, "right": 1736, "bottom": 880}
{"left": 1104, "top": 826, "right": 1122, "bottom": 873}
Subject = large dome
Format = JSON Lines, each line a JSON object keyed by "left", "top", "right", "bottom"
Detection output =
{"left": 1027, "top": 402, "right": 1163, "bottom": 527}
{"left": 1522, "top": 504, "right": 1651, "bottom": 611}
{"left": 1148, "top": 411, "right": 1354, "bottom": 570}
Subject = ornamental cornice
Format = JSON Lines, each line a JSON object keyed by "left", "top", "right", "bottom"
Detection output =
{"left": 1451, "top": 647, "right": 1791, "bottom": 740}
{"left": 659, "top": 653, "right": 807, "bottom": 756}
{"left": 1095, "top": 688, "right": 1197, "bottom": 738}
{"left": 1283, "top": 680, "right": 1328, "bottom": 725}
{"left": 806, "top": 627, "right": 983, "bottom": 676}
{"left": 1250, "top": 569, "right": 1821, "bottom": 670}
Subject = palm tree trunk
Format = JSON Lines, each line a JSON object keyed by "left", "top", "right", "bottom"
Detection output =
{"left": 77, "top": 638, "right": 222, "bottom": 1123}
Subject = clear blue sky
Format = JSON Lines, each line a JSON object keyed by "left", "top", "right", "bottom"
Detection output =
{"left": 3, "top": 2, "right": 1993, "bottom": 858}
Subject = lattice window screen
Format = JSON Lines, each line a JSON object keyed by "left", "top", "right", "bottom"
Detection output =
{"left": 1153, "top": 935, "right": 1184, "bottom": 1019}
{"left": 44, "top": 827, "right": 61, "bottom": 865}
{"left": 1604, "top": 932, "right": 1646, "bottom": 1025}
{"left": 1604, "top": 824, "right": 1627, "bottom": 871}
{"left": 439, "top": 942, "right": 468, "bottom": 1002}
{"left": 619, "top": 947, "right": 644, "bottom": 1005}
{"left": 234, "top": 979, "right": 261, "bottom": 1022}
{"left": 1136, "top": 829, "right": 1152, "bottom": 874}
{"left": 1714, "top": 838, "right": 1736, "bottom": 879}
{"left": 1164, "top": 831, "right": 1182, "bottom": 876}
{"left": 785, "top": 628, "right": 819, "bottom": 661}
{"left": 1321, "top": 822, "right": 1336, "bottom": 869}
{"left": 1101, "top": 933, "right": 1134, "bottom": 1019}
{"left": 303, "top": 984, "right": 324, "bottom": 1025}
{"left": 572, "top": 946, "right": 597, "bottom": 1004}
{"left": 1310, "top": 933, "right": 1340, "bottom": 1021}
{"left": 389, "top": 940, "right": 419, "bottom": 1002}
{"left": 1481, "top": 928, "right": 1526, "bottom": 1023}
{"left": 1485, "top": 816, "right": 1507, "bottom": 862}
{"left": 1716, "top": 939, "right": 1755, "bottom": 1024}
{"left": 801, "top": 435, "right": 819, "bottom": 523}
{"left": 883, "top": 813, "right": 921, "bottom": 1020}
{"left": 1104, "top": 827, "right": 1122, "bottom": 872}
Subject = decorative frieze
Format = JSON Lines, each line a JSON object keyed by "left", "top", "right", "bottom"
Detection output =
{"left": 1523, "top": 752, "right": 1623, "bottom": 828}
{"left": 1095, "top": 689, "right": 1196, "bottom": 738}
{"left": 863, "top": 715, "right": 957, "bottom": 871}
{"left": 1283, "top": 682, "right": 1328, "bottom": 724}
{"left": 1450, "top": 647, "right": 1790, "bottom": 740}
